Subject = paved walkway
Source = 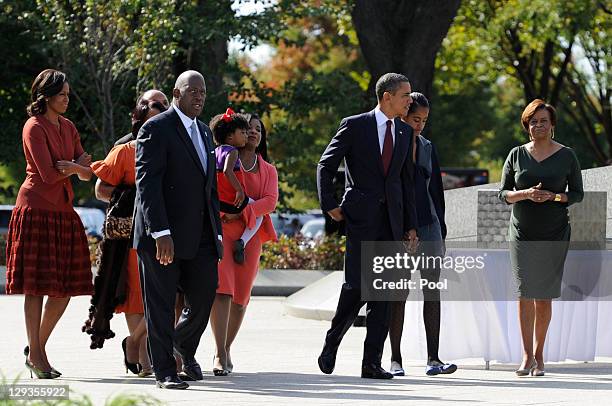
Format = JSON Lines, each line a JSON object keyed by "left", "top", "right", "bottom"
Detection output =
{"left": 1, "top": 295, "right": 611, "bottom": 405}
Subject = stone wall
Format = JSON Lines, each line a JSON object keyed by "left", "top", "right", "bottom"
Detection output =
{"left": 476, "top": 189, "right": 607, "bottom": 249}
{"left": 444, "top": 166, "right": 612, "bottom": 244}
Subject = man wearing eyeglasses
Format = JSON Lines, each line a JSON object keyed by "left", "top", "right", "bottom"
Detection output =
{"left": 134, "top": 70, "right": 223, "bottom": 389}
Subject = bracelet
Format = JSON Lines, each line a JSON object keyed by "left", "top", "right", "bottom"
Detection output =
{"left": 554, "top": 193, "right": 562, "bottom": 202}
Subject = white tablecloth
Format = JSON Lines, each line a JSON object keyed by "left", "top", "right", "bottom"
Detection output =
{"left": 399, "top": 249, "right": 612, "bottom": 363}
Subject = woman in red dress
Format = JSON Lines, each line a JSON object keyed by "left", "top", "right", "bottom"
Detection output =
{"left": 5, "top": 69, "right": 93, "bottom": 379}
{"left": 210, "top": 113, "right": 278, "bottom": 375}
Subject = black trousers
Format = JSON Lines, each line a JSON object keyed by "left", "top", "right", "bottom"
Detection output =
{"left": 323, "top": 202, "right": 393, "bottom": 366}
{"left": 138, "top": 224, "right": 218, "bottom": 380}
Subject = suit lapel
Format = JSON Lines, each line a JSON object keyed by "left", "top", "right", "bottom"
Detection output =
{"left": 365, "top": 110, "right": 385, "bottom": 176}
{"left": 389, "top": 117, "right": 409, "bottom": 174}
{"left": 172, "top": 108, "right": 206, "bottom": 176}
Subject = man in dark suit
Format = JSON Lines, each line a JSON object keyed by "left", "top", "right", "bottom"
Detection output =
{"left": 316, "top": 73, "right": 418, "bottom": 379}
{"left": 134, "top": 71, "right": 222, "bottom": 389}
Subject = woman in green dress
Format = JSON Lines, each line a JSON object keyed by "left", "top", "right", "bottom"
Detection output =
{"left": 498, "top": 99, "right": 583, "bottom": 377}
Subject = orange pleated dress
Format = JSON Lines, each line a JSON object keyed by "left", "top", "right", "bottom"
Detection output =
{"left": 90, "top": 143, "right": 143, "bottom": 314}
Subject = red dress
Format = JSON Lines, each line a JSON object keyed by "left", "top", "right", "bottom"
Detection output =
{"left": 215, "top": 144, "right": 245, "bottom": 208}
{"left": 216, "top": 155, "right": 278, "bottom": 306}
{"left": 5, "top": 115, "right": 92, "bottom": 297}
{"left": 90, "top": 143, "right": 143, "bottom": 314}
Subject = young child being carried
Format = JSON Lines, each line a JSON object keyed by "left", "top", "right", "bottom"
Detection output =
{"left": 210, "top": 108, "right": 263, "bottom": 264}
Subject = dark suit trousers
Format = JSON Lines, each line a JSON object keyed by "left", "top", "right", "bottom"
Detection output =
{"left": 324, "top": 203, "right": 393, "bottom": 366}
{"left": 138, "top": 221, "right": 218, "bottom": 380}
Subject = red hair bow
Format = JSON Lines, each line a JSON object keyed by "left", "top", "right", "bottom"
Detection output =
{"left": 221, "top": 107, "right": 235, "bottom": 123}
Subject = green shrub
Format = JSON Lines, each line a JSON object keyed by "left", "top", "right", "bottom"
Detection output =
{"left": 260, "top": 234, "right": 345, "bottom": 270}
{"left": 7, "top": 234, "right": 346, "bottom": 271}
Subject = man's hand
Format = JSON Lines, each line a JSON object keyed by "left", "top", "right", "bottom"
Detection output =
{"left": 327, "top": 207, "right": 344, "bottom": 222}
{"left": 155, "top": 235, "right": 174, "bottom": 266}
{"left": 403, "top": 229, "right": 419, "bottom": 253}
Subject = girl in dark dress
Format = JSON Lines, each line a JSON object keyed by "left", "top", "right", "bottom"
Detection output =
{"left": 499, "top": 99, "right": 583, "bottom": 377}
{"left": 388, "top": 93, "right": 457, "bottom": 376}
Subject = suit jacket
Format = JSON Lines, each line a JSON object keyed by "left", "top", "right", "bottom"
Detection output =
{"left": 133, "top": 106, "right": 223, "bottom": 259}
{"left": 317, "top": 109, "right": 417, "bottom": 243}
{"left": 415, "top": 136, "right": 447, "bottom": 239}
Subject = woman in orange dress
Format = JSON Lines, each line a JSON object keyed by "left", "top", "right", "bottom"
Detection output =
{"left": 6, "top": 69, "right": 93, "bottom": 379}
{"left": 210, "top": 113, "right": 278, "bottom": 375}
{"left": 89, "top": 100, "right": 166, "bottom": 376}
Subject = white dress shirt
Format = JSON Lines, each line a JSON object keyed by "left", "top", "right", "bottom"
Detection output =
{"left": 374, "top": 105, "right": 396, "bottom": 154}
{"left": 151, "top": 104, "right": 208, "bottom": 240}
{"left": 175, "top": 104, "right": 208, "bottom": 171}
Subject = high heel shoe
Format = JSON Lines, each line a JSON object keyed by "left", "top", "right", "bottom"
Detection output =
{"left": 531, "top": 361, "right": 545, "bottom": 376}
{"left": 515, "top": 359, "right": 536, "bottom": 376}
{"left": 138, "top": 368, "right": 154, "bottom": 378}
{"left": 24, "top": 346, "right": 61, "bottom": 378}
{"left": 25, "top": 359, "right": 55, "bottom": 379}
{"left": 122, "top": 337, "right": 142, "bottom": 375}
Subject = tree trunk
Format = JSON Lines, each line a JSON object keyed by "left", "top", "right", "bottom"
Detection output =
{"left": 173, "top": 0, "right": 231, "bottom": 117}
{"left": 351, "top": 0, "right": 461, "bottom": 106}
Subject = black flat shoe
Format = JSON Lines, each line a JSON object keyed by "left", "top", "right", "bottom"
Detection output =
{"left": 181, "top": 360, "right": 203, "bottom": 381}
{"left": 361, "top": 363, "right": 394, "bottom": 379}
{"left": 318, "top": 346, "right": 338, "bottom": 375}
{"left": 156, "top": 375, "right": 189, "bottom": 389}
{"left": 122, "top": 337, "right": 141, "bottom": 375}
{"left": 212, "top": 355, "right": 229, "bottom": 376}
{"left": 25, "top": 345, "right": 61, "bottom": 378}
{"left": 212, "top": 367, "right": 229, "bottom": 376}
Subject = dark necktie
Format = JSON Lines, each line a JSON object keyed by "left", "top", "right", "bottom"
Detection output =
{"left": 382, "top": 120, "right": 393, "bottom": 176}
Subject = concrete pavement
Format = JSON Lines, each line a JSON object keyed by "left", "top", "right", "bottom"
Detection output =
{"left": 1, "top": 295, "right": 611, "bottom": 405}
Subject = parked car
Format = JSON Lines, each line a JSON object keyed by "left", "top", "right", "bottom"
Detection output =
{"left": 73, "top": 207, "right": 105, "bottom": 240}
{"left": 0, "top": 205, "right": 14, "bottom": 236}
{"left": 300, "top": 218, "right": 325, "bottom": 240}
{"left": 440, "top": 168, "right": 489, "bottom": 190}
{"left": 270, "top": 210, "right": 323, "bottom": 237}
{"left": 1, "top": 205, "right": 105, "bottom": 240}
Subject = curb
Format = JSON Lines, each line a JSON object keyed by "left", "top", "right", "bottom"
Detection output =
{"left": 0, "top": 267, "right": 332, "bottom": 297}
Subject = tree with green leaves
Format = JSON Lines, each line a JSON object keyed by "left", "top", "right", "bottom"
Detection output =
{"left": 0, "top": 0, "right": 49, "bottom": 200}
{"left": 448, "top": 0, "right": 611, "bottom": 164}
{"left": 35, "top": 0, "right": 180, "bottom": 151}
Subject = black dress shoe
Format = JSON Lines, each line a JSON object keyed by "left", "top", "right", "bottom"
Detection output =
{"left": 361, "top": 363, "right": 394, "bottom": 379}
{"left": 317, "top": 347, "right": 337, "bottom": 374}
{"left": 233, "top": 239, "right": 245, "bottom": 264}
{"left": 180, "top": 360, "right": 203, "bottom": 381}
{"left": 156, "top": 375, "right": 189, "bottom": 389}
